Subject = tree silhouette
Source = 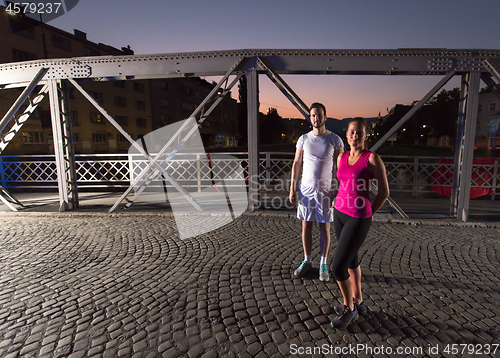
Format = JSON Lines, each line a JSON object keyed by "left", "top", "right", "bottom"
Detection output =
{"left": 237, "top": 76, "right": 248, "bottom": 146}
{"left": 260, "top": 107, "right": 285, "bottom": 144}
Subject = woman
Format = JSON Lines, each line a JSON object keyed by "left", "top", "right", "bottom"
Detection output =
{"left": 330, "top": 118, "right": 389, "bottom": 328}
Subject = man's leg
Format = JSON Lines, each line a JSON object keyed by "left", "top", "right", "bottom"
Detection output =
{"left": 318, "top": 222, "right": 330, "bottom": 258}
{"left": 302, "top": 220, "right": 313, "bottom": 257}
{"left": 318, "top": 222, "right": 331, "bottom": 281}
{"left": 295, "top": 220, "right": 313, "bottom": 277}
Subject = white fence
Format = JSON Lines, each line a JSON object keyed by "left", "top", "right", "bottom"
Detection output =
{"left": 0, "top": 153, "right": 499, "bottom": 198}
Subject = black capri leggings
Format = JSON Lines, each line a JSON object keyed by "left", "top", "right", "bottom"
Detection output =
{"left": 331, "top": 209, "right": 372, "bottom": 282}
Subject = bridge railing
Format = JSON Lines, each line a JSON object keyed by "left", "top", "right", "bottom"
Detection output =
{"left": 0, "top": 153, "right": 498, "bottom": 198}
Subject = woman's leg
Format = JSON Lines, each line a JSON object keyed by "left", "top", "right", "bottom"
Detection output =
{"left": 348, "top": 266, "right": 362, "bottom": 303}
{"left": 331, "top": 212, "right": 371, "bottom": 308}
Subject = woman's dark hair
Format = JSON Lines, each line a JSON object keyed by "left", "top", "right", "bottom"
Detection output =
{"left": 310, "top": 102, "right": 326, "bottom": 116}
{"left": 348, "top": 117, "right": 370, "bottom": 134}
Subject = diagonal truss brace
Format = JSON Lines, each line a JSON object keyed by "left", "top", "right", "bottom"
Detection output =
{"left": 109, "top": 57, "right": 247, "bottom": 212}
{"left": 66, "top": 78, "right": 203, "bottom": 212}
{"left": 257, "top": 57, "right": 310, "bottom": 120}
{"left": 123, "top": 72, "right": 245, "bottom": 209}
{"left": 484, "top": 58, "right": 500, "bottom": 83}
{"left": 368, "top": 71, "right": 456, "bottom": 218}
{"left": 482, "top": 59, "right": 500, "bottom": 101}
{"left": 0, "top": 84, "right": 49, "bottom": 154}
{"left": 0, "top": 67, "right": 48, "bottom": 211}
{"left": 370, "top": 70, "right": 456, "bottom": 153}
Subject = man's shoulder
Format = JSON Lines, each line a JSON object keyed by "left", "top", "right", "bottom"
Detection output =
{"left": 298, "top": 131, "right": 312, "bottom": 141}
{"left": 325, "top": 130, "right": 344, "bottom": 145}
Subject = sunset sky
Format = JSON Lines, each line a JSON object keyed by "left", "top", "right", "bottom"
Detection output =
{"left": 48, "top": 0, "right": 500, "bottom": 119}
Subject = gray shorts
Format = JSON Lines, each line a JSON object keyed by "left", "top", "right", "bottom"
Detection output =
{"left": 297, "top": 186, "right": 334, "bottom": 223}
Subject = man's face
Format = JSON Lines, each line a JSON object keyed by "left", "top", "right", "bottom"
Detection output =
{"left": 310, "top": 107, "right": 326, "bottom": 128}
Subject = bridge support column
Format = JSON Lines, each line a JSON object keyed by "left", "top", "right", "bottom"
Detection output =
{"left": 450, "top": 72, "right": 481, "bottom": 221}
{"left": 48, "top": 79, "right": 78, "bottom": 211}
{"left": 247, "top": 69, "right": 260, "bottom": 211}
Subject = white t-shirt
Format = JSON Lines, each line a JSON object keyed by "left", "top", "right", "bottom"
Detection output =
{"left": 296, "top": 130, "right": 344, "bottom": 190}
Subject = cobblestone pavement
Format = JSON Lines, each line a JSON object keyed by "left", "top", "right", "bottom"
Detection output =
{"left": 0, "top": 212, "right": 499, "bottom": 358}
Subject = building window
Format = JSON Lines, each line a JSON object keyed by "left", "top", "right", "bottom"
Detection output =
{"left": 113, "top": 81, "right": 125, "bottom": 88}
{"left": 133, "top": 83, "right": 144, "bottom": 92}
{"left": 135, "top": 100, "right": 146, "bottom": 110}
{"left": 136, "top": 118, "right": 146, "bottom": 127}
{"left": 22, "top": 131, "right": 45, "bottom": 144}
{"left": 51, "top": 35, "right": 71, "bottom": 51}
{"left": 12, "top": 49, "right": 36, "bottom": 62}
{"left": 90, "top": 113, "right": 105, "bottom": 124}
{"left": 195, "top": 91, "right": 203, "bottom": 99}
{"left": 158, "top": 81, "right": 168, "bottom": 90}
{"left": 160, "top": 114, "right": 169, "bottom": 126}
{"left": 68, "top": 87, "right": 76, "bottom": 99}
{"left": 182, "top": 102, "right": 194, "bottom": 111}
{"left": 116, "top": 115, "right": 128, "bottom": 126}
{"left": 117, "top": 134, "right": 130, "bottom": 143}
{"left": 182, "top": 87, "right": 193, "bottom": 96}
{"left": 92, "top": 133, "right": 107, "bottom": 143}
{"left": 114, "top": 96, "right": 127, "bottom": 107}
{"left": 84, "top": 47, "right": 100, "bottom": 57}
{"left": 159, "top": 98, "right": 169, "bottom": 107}
{"left": 72, "top": 111, "right": 80, "bottom": 126}
{"left": 19, "top": 105, "right": 40, "bottom": 118}
{"left": 489, "top": 103, "right": 497, "bottom": 112}
{"left": 478, "top": 104, "right": 483, "bottom": 112}
{"left": 9, "top": 18, "right": 35, "bottom": 39}
{"left": 89, "top": 91, "right": 103, "bottom": 103}
{"left": 477, "top": 120, "right": 482, "bottom": 130}
{"left": 73, "top": 133, "right": 79, "bottom": 143}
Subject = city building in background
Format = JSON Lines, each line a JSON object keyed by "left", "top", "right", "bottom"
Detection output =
{"left": 0, "top": 5, "right": 238, "bottom": 155}
{"left": 477, "top": 89, "right": 500, "bottom": 155}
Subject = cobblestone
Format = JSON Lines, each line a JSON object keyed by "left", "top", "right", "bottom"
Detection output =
{"left": 0, "top": 213, "right": 498, "bottom": 356}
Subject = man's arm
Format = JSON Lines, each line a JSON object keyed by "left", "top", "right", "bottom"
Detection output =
{"left": 289, "top": 147, "right": 303, "bottom": 205}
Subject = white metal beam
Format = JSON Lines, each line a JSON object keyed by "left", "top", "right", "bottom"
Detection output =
{"left": 257, "top": 57, "right": 310, "bottom": 120}
{"left": 247, "top": 69, "right": 260, "bottom": 211}
{"left": 0, "top": 67, "right": 48, "bottom": 133}
{"left": 1, "top": 49, "right": 499, "bottom": 87}
{"left": 457, "top": 72, "right": 481, "bottom": 222}
{"left": 450, "top": 74, "right": 469, "bottom": 217}
{"left": 0, "top": 84, "right": 49, "bottom": 153}
{"left": 48, "top": 79, "right": 70, "bottom": 211}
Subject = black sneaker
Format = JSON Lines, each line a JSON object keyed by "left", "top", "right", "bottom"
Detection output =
{"left": 334, "top": 299, "right": 367, "bottom": 315}
{"left": 330, "top": 304, "right": 358, "bottom": 329}
{"left": 354, "top": 299, "right": 367, "bottom": 314}
{"left": 294, "top": 261, "right": 313, "bottom": 277}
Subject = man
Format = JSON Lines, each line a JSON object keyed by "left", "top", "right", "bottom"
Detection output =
{"left": 289, "top": 103, "right": 344, "bottom": 281}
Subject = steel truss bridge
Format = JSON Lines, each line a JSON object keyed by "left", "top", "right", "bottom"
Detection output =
{"left": 1, "top": 49, "right": 500, "bottom": 221}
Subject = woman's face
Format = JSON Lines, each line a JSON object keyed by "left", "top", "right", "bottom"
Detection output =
{"left": 347, "top": 121, "right": 367, "bottom": 149}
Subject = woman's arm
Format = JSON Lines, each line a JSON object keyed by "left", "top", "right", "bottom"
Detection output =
{"left": 369, "top": 152, "right": 390, "bottom": 215}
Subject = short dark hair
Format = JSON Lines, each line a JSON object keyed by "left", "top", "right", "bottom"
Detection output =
{"left": 310, "top": 102, "right": 326, "bottom": 116}
{"left": 348, "top": 117, "right": 370, "bottom": 133}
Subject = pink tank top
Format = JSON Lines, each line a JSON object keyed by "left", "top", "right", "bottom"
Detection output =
{"left": 335, "top": 149, "right": 374, "bottom": 218}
